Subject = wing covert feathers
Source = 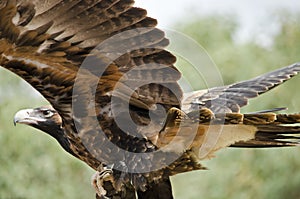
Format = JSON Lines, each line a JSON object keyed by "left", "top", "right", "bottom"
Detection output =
{"left": 0, "top": 0, "right": 183, "bottom": 197}
{"left": 0, "top": 0, "right": 181, "bottom": 116}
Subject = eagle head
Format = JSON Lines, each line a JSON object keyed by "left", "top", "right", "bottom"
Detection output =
{"left": 13, "top": 105, "right": 62, "bottom": 136}
{"left": 13, "top": 105, "right": 77, "bottom": 156}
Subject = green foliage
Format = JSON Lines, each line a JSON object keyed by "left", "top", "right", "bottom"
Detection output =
{"left": 0, "top": 11, "right": 300, "bottom": 199}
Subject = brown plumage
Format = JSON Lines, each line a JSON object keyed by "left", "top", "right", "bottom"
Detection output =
{"left": 0, "top": 1, "right": 192, "bottom": 198}
{"left": 1, "top": 0, "right": 300, "bottom": 199}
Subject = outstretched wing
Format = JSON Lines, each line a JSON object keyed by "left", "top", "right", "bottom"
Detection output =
{"left": 0, "top": 0, "right": 181, "bottom": 118}
{"left": 158, "top": 107, "right": 300, "bottom": 161}
{"left": 183, "top": 63, "right": 300, "bottom": 113}
{"left": 0, "top": 0, "right": 192, "bottom": 197}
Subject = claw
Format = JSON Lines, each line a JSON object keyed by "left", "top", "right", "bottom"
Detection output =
{"left": 91, "top": 164, "right": 114, "bottom": 198}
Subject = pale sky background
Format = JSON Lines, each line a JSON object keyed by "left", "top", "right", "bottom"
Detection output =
{"left": 136, "top": 0, "right": 300, "bottom": 45}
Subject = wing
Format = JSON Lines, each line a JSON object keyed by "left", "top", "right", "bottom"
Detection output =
{"left": 0, "top": 0, "right": 181, "bottom": 118}
{"left": 183, "top": 63, "right": 300, "bottom": 113}
{"left": 158, "top": 108, "right": 300, "bottom": 160}
{"left": 0, "top": 0, "right": 192, "bottom": 197}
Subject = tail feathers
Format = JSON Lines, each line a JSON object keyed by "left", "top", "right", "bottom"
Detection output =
{"left": 232, "top": 125, "right": 300, "bottom": 148}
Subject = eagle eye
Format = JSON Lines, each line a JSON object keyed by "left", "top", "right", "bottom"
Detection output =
{"left": 42, "top": 110, "right": 54, "bottom": 118}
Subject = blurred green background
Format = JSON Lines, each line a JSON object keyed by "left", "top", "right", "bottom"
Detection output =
{"left": 1, "top": 10, "right": 300, "bottom": 199}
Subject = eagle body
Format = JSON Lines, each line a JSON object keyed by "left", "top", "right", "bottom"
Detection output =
{"left": 1, "top": 0, "right": 300, "bottom": 198}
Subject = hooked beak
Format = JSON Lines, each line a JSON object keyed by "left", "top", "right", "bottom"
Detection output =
{"left": 13, "top": 109, "right": 38, "bottom": 126}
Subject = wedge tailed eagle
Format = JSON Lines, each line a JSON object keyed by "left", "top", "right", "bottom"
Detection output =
{"left": 1, "top": 0, "right": 300, "bottom": 198}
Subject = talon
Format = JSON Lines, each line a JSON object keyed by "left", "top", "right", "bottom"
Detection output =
{"left": 91, "top": 164, "right": 114, "bottom": 198}
{"left": 160, "top": 107, "right": 188, "bottom": 132}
